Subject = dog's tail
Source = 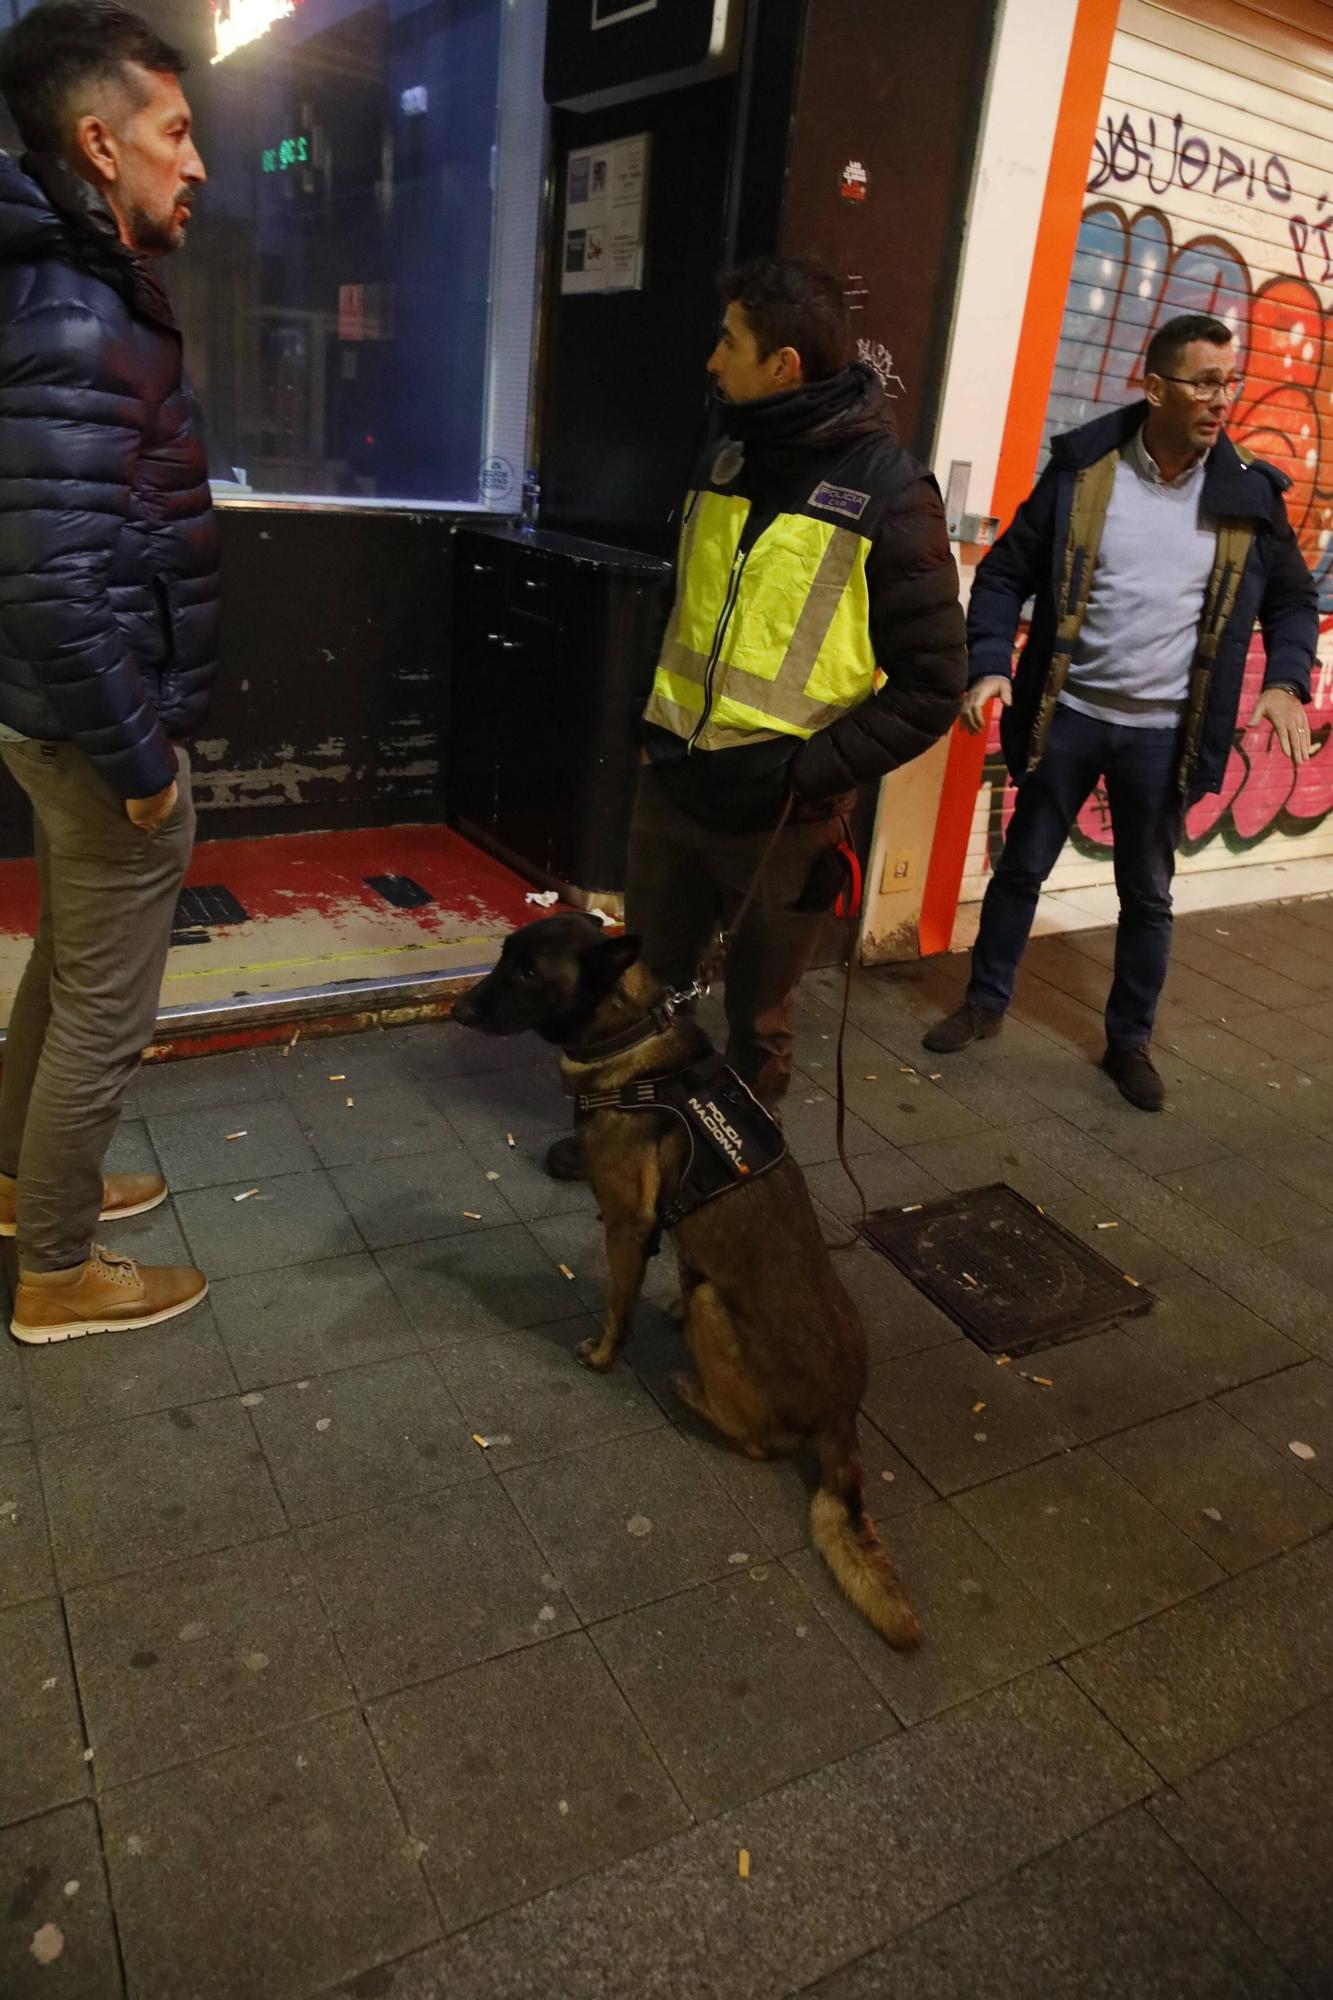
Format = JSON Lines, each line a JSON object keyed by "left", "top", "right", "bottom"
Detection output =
{"left": 812, "top": 1424, "right": 922, "bottom": 1651}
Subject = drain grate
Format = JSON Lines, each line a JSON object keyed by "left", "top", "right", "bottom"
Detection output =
{"left": 171, "top": 884, "right": 250, "bottom": 946}
{"left": 175, "top": 884, "right": 250, "bottom": 928}
{"left": 365, "top": 873, "right": 434, "bottom": 909}
{"left": 860, "top": 1182, "right": 1152, "bottom": 1357}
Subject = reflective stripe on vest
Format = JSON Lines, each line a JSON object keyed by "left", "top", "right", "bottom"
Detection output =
{"left": 643, "top": 489, "right": 882, "bottom": 750}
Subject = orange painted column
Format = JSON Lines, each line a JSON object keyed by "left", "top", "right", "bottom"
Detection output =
{"left": 917, "top": 0, "right": 1122, "bottom": 958}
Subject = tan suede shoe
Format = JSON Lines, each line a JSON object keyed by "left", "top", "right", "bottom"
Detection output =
{"left": 0, "top": 1172, "right": 168, "bottom": 1238}
{"left": 10, "top": 1246, "right": 208, "bottom": 1345}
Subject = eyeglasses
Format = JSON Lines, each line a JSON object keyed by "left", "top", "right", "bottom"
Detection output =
{"left": 1156, "top": 374, "right": 1245, "bottom": 405}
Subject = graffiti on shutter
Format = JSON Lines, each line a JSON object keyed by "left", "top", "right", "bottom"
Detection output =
{"left": 960, "top": 3, "right": 1333, "bottom": 912}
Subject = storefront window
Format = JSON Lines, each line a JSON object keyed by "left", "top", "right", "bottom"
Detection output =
{"left": 3, "top": 0, "right": 547, "bottom": 508}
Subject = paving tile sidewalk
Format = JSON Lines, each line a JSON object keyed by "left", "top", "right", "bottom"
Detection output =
{"left": 2, "top": 894, "right": 1332, "bottom": 1998}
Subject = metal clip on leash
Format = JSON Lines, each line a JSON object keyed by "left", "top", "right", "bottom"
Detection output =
{"left": 662, "top": 977, "right": 710, "bottom": 1015}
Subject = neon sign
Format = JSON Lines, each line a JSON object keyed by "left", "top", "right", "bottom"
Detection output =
{"left": 212, "top": 0, "right": 305, "bottom": 64}
{"left": 262, "top": 135, "right": 310, "bottom": 172}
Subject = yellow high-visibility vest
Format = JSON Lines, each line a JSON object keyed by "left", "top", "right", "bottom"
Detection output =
{"left": 643, "top": 489, "right": 885, "bottom": 752}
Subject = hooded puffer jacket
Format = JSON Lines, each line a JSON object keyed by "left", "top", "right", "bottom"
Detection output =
{"left": 0, "top": 151, "right": 219, "bottom": 799}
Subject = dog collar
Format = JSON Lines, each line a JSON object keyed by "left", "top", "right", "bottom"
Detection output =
{"left": 566, "top": 981, "right": 707, "bottom": 1065}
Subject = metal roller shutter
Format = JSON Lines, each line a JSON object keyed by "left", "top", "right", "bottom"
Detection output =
{"left": 958, "top": 0, "right": 1333, "bottom": 929}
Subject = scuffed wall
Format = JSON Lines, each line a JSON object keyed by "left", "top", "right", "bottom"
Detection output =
{"left": 0, "top": 507, "right": 465, "bottom": 856}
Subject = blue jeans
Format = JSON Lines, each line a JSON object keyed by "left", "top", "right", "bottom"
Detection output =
{"left": 967, "top": 705, "right": 1184, "bottom": 1051}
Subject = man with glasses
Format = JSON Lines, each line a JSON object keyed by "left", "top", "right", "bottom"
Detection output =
{"left": 924, "top": 312, "right": 1319, "bottom": 1110}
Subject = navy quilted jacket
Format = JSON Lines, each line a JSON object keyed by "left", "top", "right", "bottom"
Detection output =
{"left": 0, "top": 151, "right": 219, "bottom": 799}
{"left": 967, "top": 404, "right": 1318, "bottom": 803}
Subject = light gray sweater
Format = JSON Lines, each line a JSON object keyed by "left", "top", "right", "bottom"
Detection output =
{"left": 1060, "top": 425, "right": 1215, "bottom": 730}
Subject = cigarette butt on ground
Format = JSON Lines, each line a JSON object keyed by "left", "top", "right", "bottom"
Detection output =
{"left": 471, "top": 1434, "right": 490, "bottom": 1449}
{"left": 995, "top": 1354, "right": 1012, "bottom": 1367}
{"left": 234, "top": 1188, "right": 260, "bottom": 1203}
{"left": 346, "top": 1097, "right": 355, "bottom": 1107}
{"left": 972, "top": 1401, "right": 986, "bottom": 1414}
{"left": 506, "top": 1132, "right": 516, "bottom": 1148}
{"left": 901, "top": 1203, "right": 923, "bottom": 1213}
{"left": 463, "top": 1211, "right": 482, "bottom": 1221}
{"left": 329, "top": 1073, "right": 346, "bottom": 1081}
{"left": 559, "top": 1263, "right": 576, "bottom": 1281}
{"left": 224, "top": 1131, "right": 247, "bottom": 1141}
{"left": 1030, "top": 1375, "right": 1054, "bottom": 1388}
{"left": 737, "top": 1849, "right": 750, "bottom": 1882}
{"left": 1096, "top": 1221, "right": 1119, "bottom": 1230}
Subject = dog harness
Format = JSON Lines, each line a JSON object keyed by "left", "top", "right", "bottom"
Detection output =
{"left": 574, "top": 1048, "right": 788, "bottom": 1231}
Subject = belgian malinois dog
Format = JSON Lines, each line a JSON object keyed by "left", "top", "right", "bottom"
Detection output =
{"left": 453, "top": 914, "right": 921, "bottom": 1650}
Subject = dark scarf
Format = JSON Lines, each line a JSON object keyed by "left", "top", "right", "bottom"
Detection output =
{"left": 21, "top": 150, "right": 178, "bottom": 333}
{"left": 718, "top": 360, "right": 895, "bottom": 455}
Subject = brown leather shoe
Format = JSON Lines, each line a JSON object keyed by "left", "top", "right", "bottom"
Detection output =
{"left": 10, "top": 1246, "right": 208, "bottom": 1345}
{"left": 0, "top": 1172, "right": 168, "bottom": 1239}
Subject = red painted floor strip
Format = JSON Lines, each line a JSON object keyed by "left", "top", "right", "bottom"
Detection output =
{"left": 0, "top": 822, "right": 546, "bottom": 946}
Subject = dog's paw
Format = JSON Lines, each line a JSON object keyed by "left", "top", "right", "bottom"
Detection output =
{"left": 577, "top": 1334, "right": 615, "bottom": 1372}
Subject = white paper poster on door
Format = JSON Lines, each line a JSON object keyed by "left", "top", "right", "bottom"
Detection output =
{"left": 561, "top": 133, "right": 651, "bottom": 295}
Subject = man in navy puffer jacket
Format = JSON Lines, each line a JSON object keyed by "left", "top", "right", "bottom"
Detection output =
{"left": 0, "top": 1, "right": 218, "bottom": 1344}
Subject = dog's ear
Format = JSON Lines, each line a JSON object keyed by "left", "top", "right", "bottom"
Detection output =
{"left": 589, "top": 931, "right": 642, "bottom": 987}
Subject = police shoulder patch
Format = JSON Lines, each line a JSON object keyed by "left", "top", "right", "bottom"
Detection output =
{"left": 808, "top": 480, "right": 871, "bottom": 521}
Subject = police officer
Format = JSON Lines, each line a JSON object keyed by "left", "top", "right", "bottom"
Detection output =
{"left": 548, "top": 256, "right": 965, "bottom": 1175}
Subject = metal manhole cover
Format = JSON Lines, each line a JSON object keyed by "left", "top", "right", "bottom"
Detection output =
{"left": 860, "top": 1182, "right": 1152, "bottom": 1357}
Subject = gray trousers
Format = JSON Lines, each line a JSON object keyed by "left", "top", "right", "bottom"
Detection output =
{"left": 0, "top": 740, "right": 194, "bottom": 1271}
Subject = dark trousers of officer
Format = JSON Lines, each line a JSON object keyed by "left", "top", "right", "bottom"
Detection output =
{"left": 966, "top": 704, "right": 1184, "bottom": 1051}
{"left": 624, "top": 766, "right": 843, "bottom": 1106}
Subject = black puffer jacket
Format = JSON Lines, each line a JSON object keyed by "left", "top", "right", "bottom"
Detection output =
{"left": 644, "top": 364, "right": 966, "bottom": 830}
{"left": 0, "top": 152, "right": 219, "bottom": 799}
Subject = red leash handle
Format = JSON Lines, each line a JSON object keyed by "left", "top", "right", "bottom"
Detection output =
{"left": 833, "top": 841, "right": 862, "bottom": 922}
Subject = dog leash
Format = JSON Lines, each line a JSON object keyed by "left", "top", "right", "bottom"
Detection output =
{"left": 699, "top": 791, "right": 796, "bottom": 990}
{"left": 693, "top": 791, "right": 869, "bottom": 1248}
{"left": 829, "top": 809, "right": 870, "bottom": 1248}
